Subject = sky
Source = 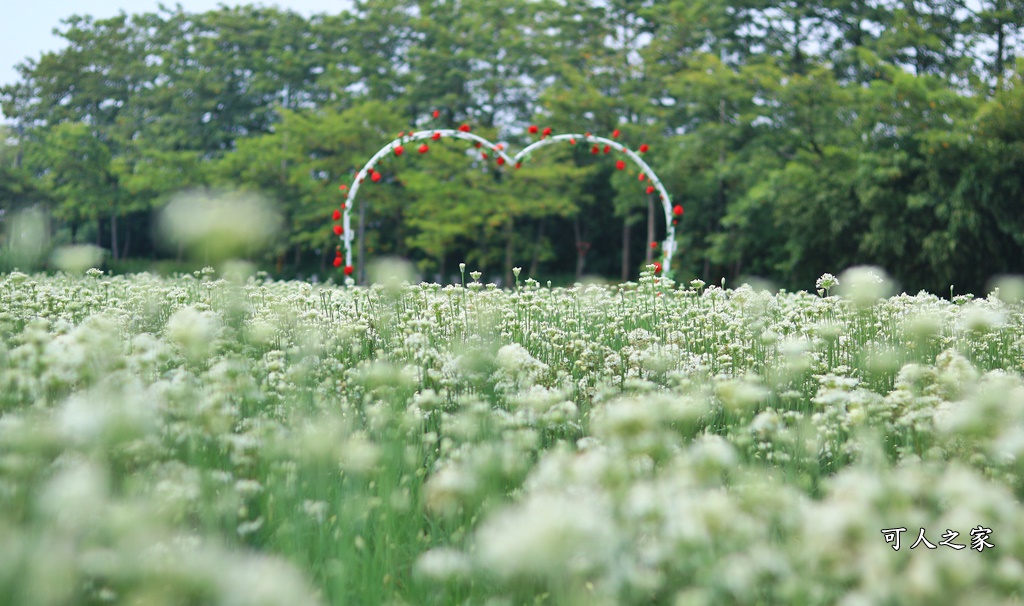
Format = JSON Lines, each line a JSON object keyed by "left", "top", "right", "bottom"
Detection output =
{"left": 1, "top": 0, "right": 351, "bottom": 108}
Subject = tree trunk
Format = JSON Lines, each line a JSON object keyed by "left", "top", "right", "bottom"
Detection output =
{"left": 996, "top": 12, "right": 1005, "bottom": 90}
{"left": 573, "top": 217, "right": 588, "bottom": 280}
{"left": 357, "top": 201, "right": 367, "bottom": 284}
{"left": 503, "top": 217, "right": 514, "bottom": 287}
{"left": 121, "top": 221, "right": 130, "bottom": 260}
{"left": 645, "top": 196, "right": 655, "bottom": 264}
{"left": 621, "top": 216, "right": 631, "bottom": 282}
{"left": 110, "top": 214, "right": 119, "bottom": 261}
{"left": 529, "top": 218, "right": 545, "bottom": 277}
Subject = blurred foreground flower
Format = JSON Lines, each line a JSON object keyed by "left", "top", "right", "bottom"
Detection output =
{"left": 156, "top": 189, "right": 282, "bottom": 262}
{"left": 50, "top": 244, "right": 105, "bottom": 274}
{"left": 836, "top": 265, "right": 896, "bottom": 309}
{"left": 2, "top": 207, "right": 49, "bottom": 270}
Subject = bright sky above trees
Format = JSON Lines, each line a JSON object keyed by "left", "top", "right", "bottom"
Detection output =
{"left": 0, "top": 0, "right": 351, "bottom": 104}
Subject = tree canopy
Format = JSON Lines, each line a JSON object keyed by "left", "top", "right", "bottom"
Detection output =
{"left": 2, "top": 0, "right": 1023, "bottom": 293}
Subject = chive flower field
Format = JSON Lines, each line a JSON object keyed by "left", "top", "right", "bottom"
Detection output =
{"left": 1, "top": 265, "right": 1023, "bottom": 605}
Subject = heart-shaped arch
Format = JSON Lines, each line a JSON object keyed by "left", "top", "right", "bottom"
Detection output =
{"left": 332, "top": 128, "right": 680, "bottom": 281}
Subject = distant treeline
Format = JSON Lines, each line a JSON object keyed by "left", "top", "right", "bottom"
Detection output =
{"left": 2, "top": 0, "right": 1023, "bottom": 292}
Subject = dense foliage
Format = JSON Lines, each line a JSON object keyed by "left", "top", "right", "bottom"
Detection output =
{"left": 1, "top": 266, "right": 1024, "bottom": 604}
{"left": 2, "top": 1, "right": 1024, "bottom": 291}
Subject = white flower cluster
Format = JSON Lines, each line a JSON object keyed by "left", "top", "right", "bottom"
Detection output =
{"left": 0, "top": 269, "right": 1022, "bottom": 604}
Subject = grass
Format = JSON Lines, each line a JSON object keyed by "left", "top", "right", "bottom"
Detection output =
{"left": 0, "top": 265, "right": 1022, "bottom": 605}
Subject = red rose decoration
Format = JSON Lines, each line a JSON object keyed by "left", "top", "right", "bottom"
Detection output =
{"left": 333, "top": 225, "right": 343, "bottom": 236}
{"left": 394, "top": 145, "right": 404, "bottom": 156}
{"left": 639, "top": 144, "right": 649, "bottom": 153}
{"left": 343, "top": 265, "right": 354, "bottom": 276}
{"left": 569, "top": 138, "right": 576, "bottom": 145}
{"left": 339, "top": 184, "right": 348, "bottom": 191}
{"left": 433, "top": 109, "right": 440, "bottom": 118}
{"left": 432, "top": 132, "right": 441, "bottom": 140}
{"left": 650, "top": 241, "right": 657, "bottom": 249}
{"left": 332, "top": 209, "right": 341, "bottom": 220}
{"left": 333, "top": 256, "right": 342, "bottom": 268}
{"left": 497, "top": 156, "right": 505, "bottom": 165}
{"left": 603, "top": 145, "right": 611, "bottom": 154}
{"left": 646, "top": 185, "right": 656, "bottom": 194}
{"left": 616, "top": 160, "right": 626, "bottom": 170}
{"left": 542, "top": 126, "right": 552, "bottom": 137}
{"left": 528, "top": 125, "right": 538, "bottom": 134}
{"left": 653, "top": 262, "right": 662, "bottom": 274}
{"left": 459, "top": 124, "right": 471, "bottom": 132}
{"left": 591, "top": 145, "right": 599, "bottom": 155}
{"left": 612, "top": 129, "right": 621, "bottom": 138}
{"left": 673, "top": 204, "right": 683, "bottom": 216}
{"left": 515, "top": 162, "right": 522, "bottom": 169}
{"left": 639, "top": 173, "right": 646, "bottom": 181}
{"left": 419, "top": 144, "right": 429, "bottom": 153}
{"left": 481, "top": 152, "right": 488, "bottom": 159}
{"left": 371, "top": 172, "right": 382, "bottom": 182}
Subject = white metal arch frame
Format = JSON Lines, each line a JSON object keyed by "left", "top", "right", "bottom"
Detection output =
{"left": 334, "top": 128, "right": 678, "bottom": 280}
